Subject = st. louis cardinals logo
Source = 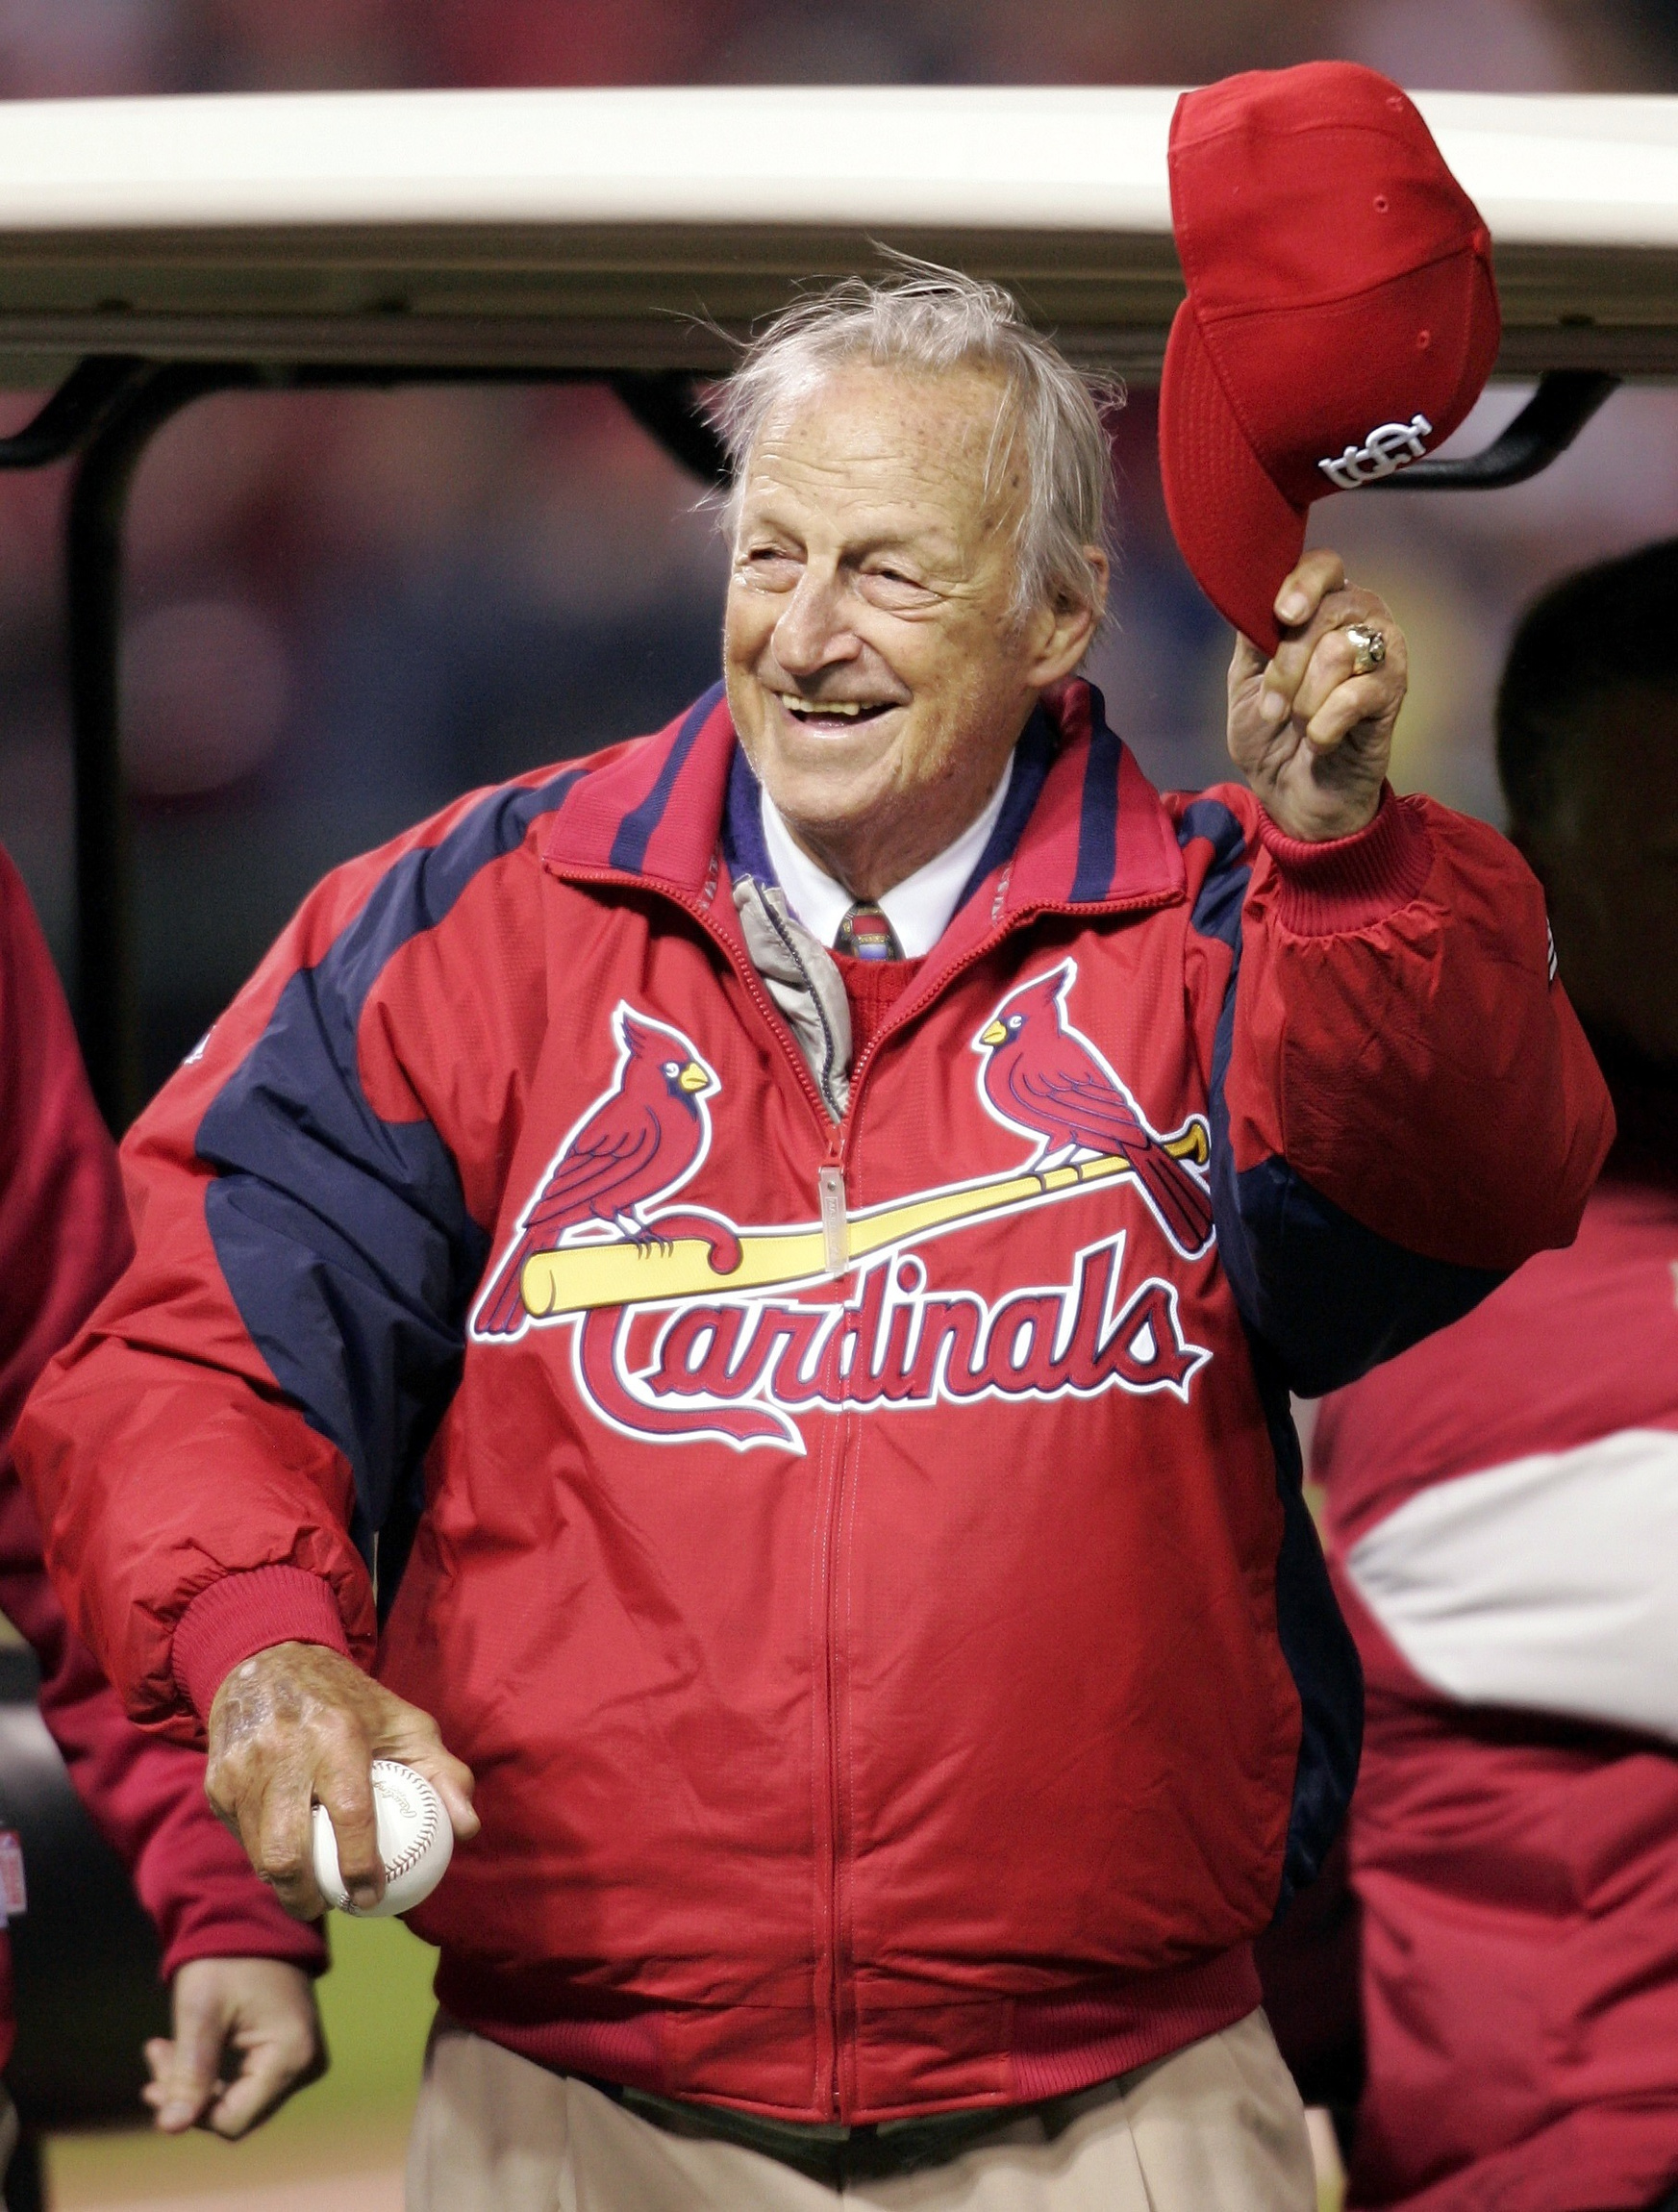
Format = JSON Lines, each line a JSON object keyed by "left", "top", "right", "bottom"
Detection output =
{"left": 974, "top": 960, "right": 1215, "bottom": 1255}
{"left": 471, "top": 967, "right": 1215, "bottom": 1452}
{"left": 474, "top": 1005, "right": 718, "bottom": 1338}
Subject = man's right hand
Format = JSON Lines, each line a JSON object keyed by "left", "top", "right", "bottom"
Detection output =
{"left": 206, "top": 1643, "right": 479, "bottom": 1921}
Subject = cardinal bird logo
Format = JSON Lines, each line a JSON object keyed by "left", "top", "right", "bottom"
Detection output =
{"left": 973, "top": 960, "right": 1215, "bottom": 1258}
{"left": 473, "top": 1004, "right": 718, "bottom": 1340}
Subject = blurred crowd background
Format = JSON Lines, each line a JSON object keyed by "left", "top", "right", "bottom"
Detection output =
{"left": 0, "top": 0, "right": 1677, "bottom": 1104}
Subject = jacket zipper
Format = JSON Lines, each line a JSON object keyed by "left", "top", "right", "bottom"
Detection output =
{"left": 548, "top": 867, "right": 852, "bottom": 2112}
{"left": 546, "top": 863, "right": 1178, "bottom": 2117}
{"left": 817, "top": 1166, "right": 848, "bottom": 1275}
{"left": 795, "top": 897, "right": 1174, "bottom": 2117}
{"left": 822, "top": 1413, "right": 850, "bottom": 2115}
{"left": 781, "top": 890, "right": 1179, "bottom": 2115}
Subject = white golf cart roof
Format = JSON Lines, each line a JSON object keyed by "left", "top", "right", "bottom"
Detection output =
{"left": 0, "top": 84, "right": 1673, "bottom": 384}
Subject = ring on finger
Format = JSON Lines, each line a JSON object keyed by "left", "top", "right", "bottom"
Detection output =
{"left": 1345, "top": 621, "right": 1387, "bottom": 676}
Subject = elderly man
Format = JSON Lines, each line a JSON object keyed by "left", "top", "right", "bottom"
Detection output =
{"left": 16, "top": 271, "right": 1610, "bottom": 2211}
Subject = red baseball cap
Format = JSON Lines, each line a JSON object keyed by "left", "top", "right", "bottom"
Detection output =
{"left": 1159, "top": 62, "right": 1500, "bottom": 655}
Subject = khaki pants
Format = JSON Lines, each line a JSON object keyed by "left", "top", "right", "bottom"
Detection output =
{"left": 406, "top": 2009, "right": 1315, "bottom": 2210}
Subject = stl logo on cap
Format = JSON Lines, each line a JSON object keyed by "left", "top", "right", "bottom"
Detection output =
{"left": 1158, "top": 61, "right": 1501, "bottom": 654}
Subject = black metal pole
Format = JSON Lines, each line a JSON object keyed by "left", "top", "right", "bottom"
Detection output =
{"left": 66, "top": 364, "right": 258, "bottom": 1132}
{"left": 1369, "top": 369, "right": 1621, "bottom": 490}
{"left": 610, "top": 372, "right": 731, "bottom": 489}
{"left": 58, "top": 358, "right": 722, "bottom": 1136}
{"left": 2, "top": 2129, "right": 43, "bottom": 2212}
{"left": 0, "top": 358, "right": 150, "bottom": 473}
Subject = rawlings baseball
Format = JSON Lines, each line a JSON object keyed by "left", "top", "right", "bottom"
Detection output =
{"left": 311, "top": 1759, "right": 453, "bottom": 1917}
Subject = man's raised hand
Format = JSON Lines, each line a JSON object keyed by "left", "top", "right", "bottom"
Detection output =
{"left": 1226, "top": 548, "right": 1409, "bottom": 842}
{"left": 206, "top": 1642, "right": 478, "bottom": 1922}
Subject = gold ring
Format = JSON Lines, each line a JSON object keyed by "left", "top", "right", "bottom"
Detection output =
{"left": 1345, "top": 621, "right": 1387, "bottom": 676}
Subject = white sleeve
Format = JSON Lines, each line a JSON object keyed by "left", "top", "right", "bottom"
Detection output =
{"left": 1344, "top": 1425, "right": 1678, "bottom": 1741}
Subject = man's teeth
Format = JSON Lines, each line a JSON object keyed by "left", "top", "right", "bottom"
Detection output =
{"left": 788, "top": 700, "right": 880, "bottom": 717}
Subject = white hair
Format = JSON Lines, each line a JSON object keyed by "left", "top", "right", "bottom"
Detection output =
{"left": 708, "top": 262, "right": 1117, "bottom": 629}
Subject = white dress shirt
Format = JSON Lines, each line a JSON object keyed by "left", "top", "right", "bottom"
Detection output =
{"left": 759, "top": 752, "right": 1015, "bottom": 960}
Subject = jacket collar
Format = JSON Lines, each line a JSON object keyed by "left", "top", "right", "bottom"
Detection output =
{"left": 541, "top": 677, "right": 1186, "bottom": 921}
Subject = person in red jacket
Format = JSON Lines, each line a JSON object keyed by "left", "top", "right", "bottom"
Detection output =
{"left": 14, "top": 268, "right": 1611, "bottom": 2211}
{"left": 0, "top": 844, "right": 326, "bottom": 2170}
{"left": 1284, "top": 540, "right": 1678, "bottom": 2212}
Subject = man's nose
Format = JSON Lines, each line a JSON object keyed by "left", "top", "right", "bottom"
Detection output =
{"left": 772, "top": 568, "right": 861, "bottom": 678}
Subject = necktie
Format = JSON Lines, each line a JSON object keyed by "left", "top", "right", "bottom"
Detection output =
{"left": 835, "top": 902, "right": 903, "bottom": 962}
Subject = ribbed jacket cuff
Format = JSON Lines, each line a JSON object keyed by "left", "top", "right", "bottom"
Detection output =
{"left": 1259, "top": 786, "right": 1433, "bottom": 936}
{"left": 172, "top": 1566, "right": 351, "bottom": 1725}
{"left": 161, "top": 1916, "right": 330, "bottom": 1984}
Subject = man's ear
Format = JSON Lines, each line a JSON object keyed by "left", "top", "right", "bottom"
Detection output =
{"left": 1022, "top": 548, "right": 1109, "bottom": 688}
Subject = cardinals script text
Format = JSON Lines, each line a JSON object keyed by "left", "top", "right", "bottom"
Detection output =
{"left": 567, "top": 1230, "right": 1208, "bottom": 1453}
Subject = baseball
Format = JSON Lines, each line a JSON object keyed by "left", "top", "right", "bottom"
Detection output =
{"left": 311, "top": 1759, "right": 453, "bottom": 1918}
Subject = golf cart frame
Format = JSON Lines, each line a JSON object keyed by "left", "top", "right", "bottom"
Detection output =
{"left": 0, "top": 83, "right": 1672, "bottom": 1131}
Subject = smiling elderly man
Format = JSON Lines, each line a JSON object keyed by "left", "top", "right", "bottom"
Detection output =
{"left": 17, "top": 272, "right": 1609, "bottom": 2211}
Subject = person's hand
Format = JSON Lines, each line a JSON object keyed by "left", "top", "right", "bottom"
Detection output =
{"left": 206, "top": 1642, "right": 478, "bottom": 1922}
{"left": 143, "top": 1957, "right": 324, "bottom": 2138}
{"left": 1226, "top": 549, "right": 1409, "bottom": 842}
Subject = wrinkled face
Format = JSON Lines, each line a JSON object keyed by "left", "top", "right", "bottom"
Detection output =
{"left": 724, "top": 363, "right": 1076, "bottom": 893}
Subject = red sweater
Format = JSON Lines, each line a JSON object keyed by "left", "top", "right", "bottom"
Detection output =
{"left": 0, "top": 848, "right": 321, "bottom": 2067}
{"left": 831, "top": 952, "right": 922, "bottom": 1064}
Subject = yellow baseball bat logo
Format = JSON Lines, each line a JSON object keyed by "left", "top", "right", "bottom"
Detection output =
{"left": 520, "top": 1123, "right": 1210, "bottom": 1321}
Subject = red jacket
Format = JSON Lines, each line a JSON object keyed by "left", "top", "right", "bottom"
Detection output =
{"left": 0, "top": 847, "right": 321, "bottom": 2070}
{"left": 1308, "top": 1072, "right": 1678, "bottom": 2212}
{"left": 15, "top": 684, "right": 1610, "bottom": 2122}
